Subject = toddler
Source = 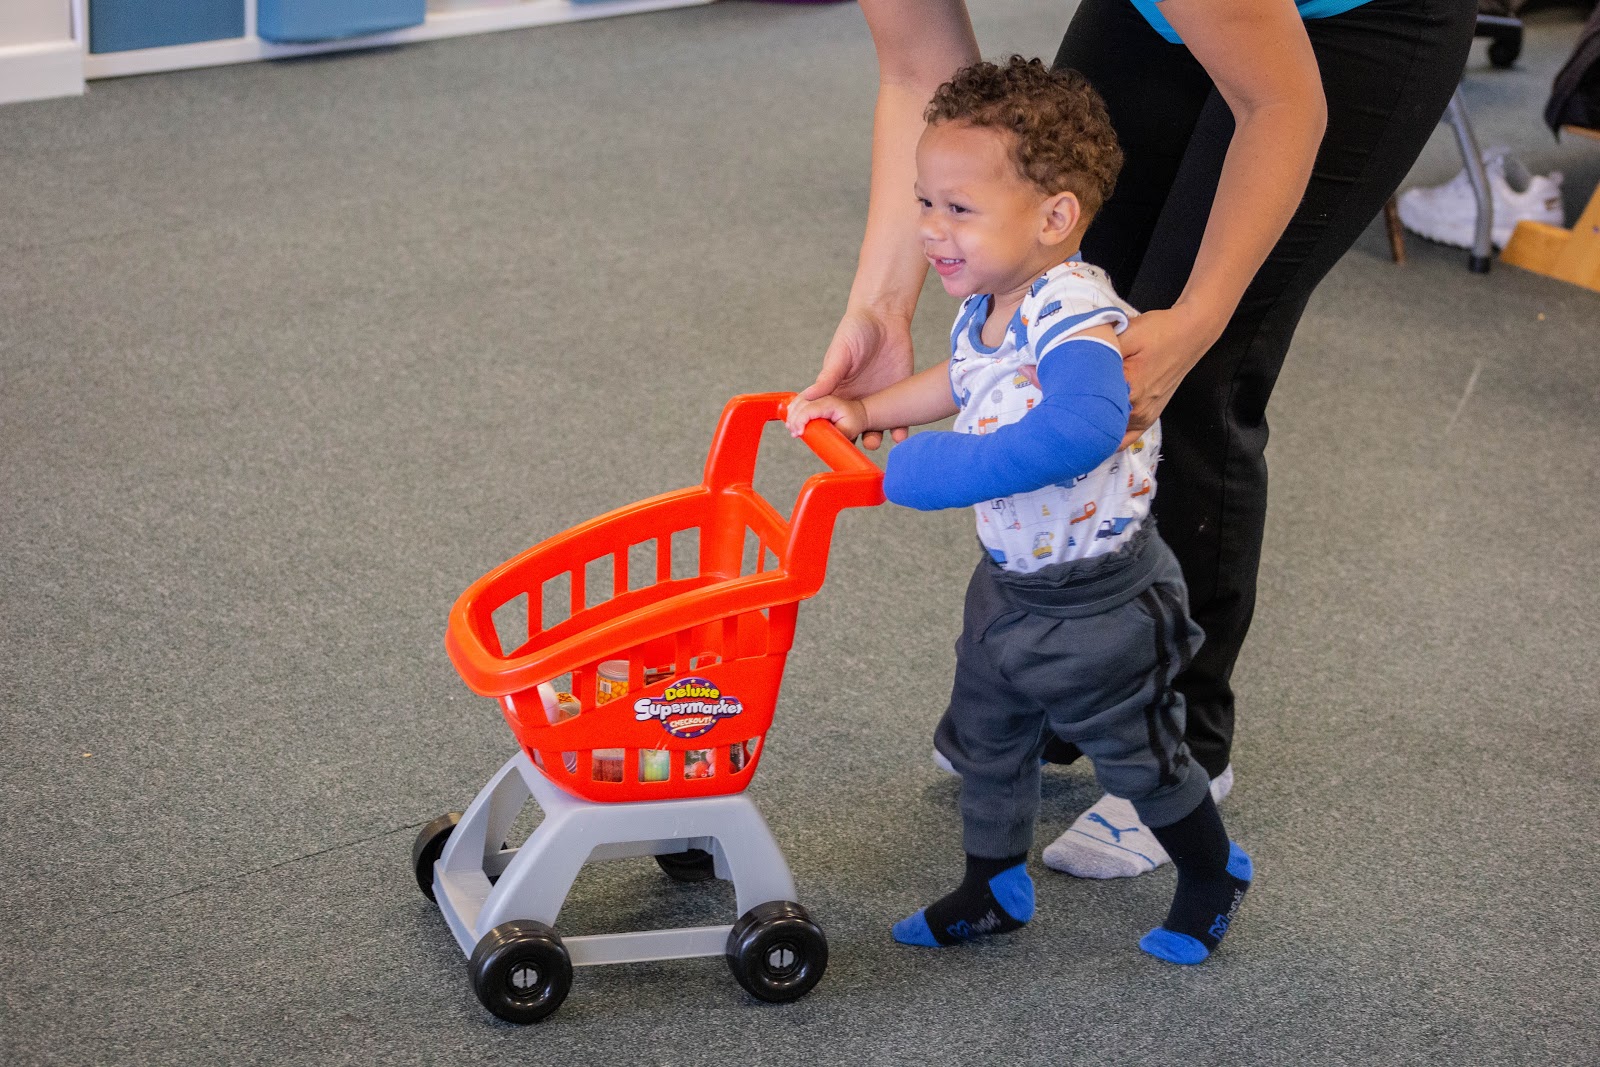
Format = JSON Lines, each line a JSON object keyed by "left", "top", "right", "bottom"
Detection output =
{"left": 787, "top": 56, "right": 1251, "bottom": 964}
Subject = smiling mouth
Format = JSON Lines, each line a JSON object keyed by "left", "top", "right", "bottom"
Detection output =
{"left": 930, "top": 256, "right": 964, "bottom": 277}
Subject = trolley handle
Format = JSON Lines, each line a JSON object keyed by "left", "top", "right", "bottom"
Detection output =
{"left": 702, "top": 392, "right": 878, "bottom": 491}
{"left": 702, "top": 393, "right": 883, "bottom": 589}
{"left": 790, "top": 401, "right": 881, "bottom": 477}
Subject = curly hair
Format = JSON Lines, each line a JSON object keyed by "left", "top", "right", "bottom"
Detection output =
{"left": 924, "top": 56, "right": 1123, "bottom": 217}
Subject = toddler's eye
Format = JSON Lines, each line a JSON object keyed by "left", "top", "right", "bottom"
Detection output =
{"left": 916, "top": 196, "right": 932, "bottom": 209}
{"left": 949, "top": 203, "right": 970, "bottom": 215}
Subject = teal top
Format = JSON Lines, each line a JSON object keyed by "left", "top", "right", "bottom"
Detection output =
{"left": 1130, "top": 0, "right": 1373, "bottom": 44}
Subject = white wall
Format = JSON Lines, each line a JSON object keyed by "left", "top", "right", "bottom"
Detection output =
{"left": 0, "top": 0, "right": 84, "bottom": 104}
{"left": 0, "top": 0, "right": 73, "bottom": 47}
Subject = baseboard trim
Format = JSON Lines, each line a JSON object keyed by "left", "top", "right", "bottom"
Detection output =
{"left": 0, "top": 40, "right": 85, "bottom": 105}
{"left": 82, "top": 0, "right": 712, "bottom": 80}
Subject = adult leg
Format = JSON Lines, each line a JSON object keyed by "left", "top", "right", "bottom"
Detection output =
{"left": 1053, "top": 0, "right": 1210, "bottom": 296}
{"left": 1035, "top": 0, "right": 1209, "bottom": 776}
{"left": 1134, "top": 0, "right": 1477, "bottom": 776}
{"left": 1040, "top": 0, "right": 1476, "bottom": 882}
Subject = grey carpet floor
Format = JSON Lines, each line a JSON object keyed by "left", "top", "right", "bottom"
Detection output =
{"left": 2, "top": 2, "right": 1597, "bottom": 1064}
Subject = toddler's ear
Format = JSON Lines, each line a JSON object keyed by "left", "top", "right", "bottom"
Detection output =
{"left": 1039, "top": 190, "right": 1082, "bottom": 247}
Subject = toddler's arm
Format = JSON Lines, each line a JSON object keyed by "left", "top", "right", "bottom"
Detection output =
{"left": 884, "top": 328, "right": 1129, "bottom": 511}
{"left": 787, "top": 360, "right": 959, "bottom": 440}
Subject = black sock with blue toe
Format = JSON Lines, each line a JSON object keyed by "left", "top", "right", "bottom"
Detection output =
{"left": 1140, "top": 794, "right": 1251, "bottom": 964}
{"left": 893, "top": 852, "right": 1034, "bottom": 947}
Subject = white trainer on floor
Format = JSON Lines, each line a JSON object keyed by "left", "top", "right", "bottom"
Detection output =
{"left": 1041, "top": 765, "right": 1234, "bottom": 879}
{"left": 1397, "top": 146, "right": 1564, "bottom": 250}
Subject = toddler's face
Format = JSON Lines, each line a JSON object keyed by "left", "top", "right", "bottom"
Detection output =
{"left": 915, "top": 122, "right": 1062, "bottom": 301}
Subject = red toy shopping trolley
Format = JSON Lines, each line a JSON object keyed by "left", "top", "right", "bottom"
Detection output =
{"left": 413, "top": 393, "right": 883, "bottom": 1023}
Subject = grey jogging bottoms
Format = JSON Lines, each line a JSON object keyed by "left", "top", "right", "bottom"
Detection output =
{"left": 934, "top": 524, "right": 1210, "bottom": 858}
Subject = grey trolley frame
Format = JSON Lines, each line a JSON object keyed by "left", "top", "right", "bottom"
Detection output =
{"left": 420, "top": 750, "right": 827, "bottom": 1022}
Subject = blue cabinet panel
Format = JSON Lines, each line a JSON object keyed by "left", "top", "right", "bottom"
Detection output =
{"left": 90, "top": 0, "right": 246, "bottom": 53}
{"left": 258, "top": 0, "right": 426, "bottom": 43}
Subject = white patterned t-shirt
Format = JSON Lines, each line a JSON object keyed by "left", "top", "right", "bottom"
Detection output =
{"left": 949, "top": 260, "right": 1159, "bottom": 574}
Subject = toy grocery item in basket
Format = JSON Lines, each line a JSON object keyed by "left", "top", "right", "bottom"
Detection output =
{"left": 412, "top": 393, "right": 883, "bottom": 1024}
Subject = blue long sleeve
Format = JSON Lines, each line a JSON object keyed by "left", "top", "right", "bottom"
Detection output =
{"left": 883, "top": 339, "right": 1129, "bottom": 511}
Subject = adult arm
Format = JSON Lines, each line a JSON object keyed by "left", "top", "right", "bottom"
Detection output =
{"left": 802, "top": 0, "right": 980, "bottom": 448}
{"left": 1116, "top": 0, "right": 1328, "bottom": 445}
{"left": 884, "top": 331, "right": 1129, "bottom": 511}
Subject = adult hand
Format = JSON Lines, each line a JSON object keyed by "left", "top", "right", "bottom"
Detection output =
{"left": 1116, "top": 304, "right": 1225, "bottom": 449}
{"left": 802, "top": 304, "right": 916, "bottom": 451}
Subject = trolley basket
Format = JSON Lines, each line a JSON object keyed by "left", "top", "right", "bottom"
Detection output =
{"left": 445, "top": 392, "right": 884, "bottom": 803}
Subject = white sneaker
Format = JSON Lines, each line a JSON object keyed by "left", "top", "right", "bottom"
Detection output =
{"left": 1040, "top": 765, "right": 1234, "bottom": 880}
{"left": 1397, "top": 147, "right": 1563, "bottom": 250}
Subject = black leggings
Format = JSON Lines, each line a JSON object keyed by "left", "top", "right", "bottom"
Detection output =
{"left": 1054, "top": 0, "right": 1476, "bottom": 776}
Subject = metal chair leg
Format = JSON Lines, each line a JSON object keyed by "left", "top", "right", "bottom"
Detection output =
{"left": 1445, "top": 89, "right": 1494, "bottom": 273}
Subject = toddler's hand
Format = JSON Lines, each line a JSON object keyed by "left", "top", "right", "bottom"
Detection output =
{"left": 785, "top": 394, "right": 869, "bottom": 441}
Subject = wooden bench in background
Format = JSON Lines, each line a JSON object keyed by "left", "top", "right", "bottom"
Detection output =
{"left": 1501, "top": 125, "right": 1600, "bottom": 293}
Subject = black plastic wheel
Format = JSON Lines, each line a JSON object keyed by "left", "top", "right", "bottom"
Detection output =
{"left": 411, "top": 812, "right": 462, "bottom": 901}
{"left": 655, "top": 847, "right": 717, "bottom": 883}
{"left": 1488, "top": 35, "right": 1520, "bottom": 69}
{"left": 469, "top": 920, "right": 573, "bottom": 1024}
{"left": 724, "top": 900, "right": 828, "bottom": 1003}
